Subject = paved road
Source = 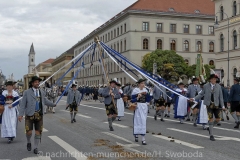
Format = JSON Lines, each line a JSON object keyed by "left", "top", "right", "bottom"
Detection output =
{"left": 0, "top": 97, "right": 239, "bottom": 160}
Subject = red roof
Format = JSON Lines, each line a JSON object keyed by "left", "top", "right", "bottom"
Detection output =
{"left": 42, "top": 58, "right": 55, "bottom": 64}
{"left": 128, "top": 0, "right": 215, "bottom": 15}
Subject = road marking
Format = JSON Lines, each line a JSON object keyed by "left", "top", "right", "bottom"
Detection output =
{"left": 80, "top": 104, "right": 239, "bottom": 133}
{"left": 43, "top": 128, "right": 48, "bottom": 132}
{"left": 22, "top": 157, "right": 51, "bottom": 160}
{"left": 61, "top": 110, "right": 91, "bottom": 118}
{"left": 102, "top": 132, "right": 133, "bottom": 143}
{"left": 103, "top": 122, "right": 129, "bottom": 128}
{"left": 168, "top": 128, "right": 209, "bottom": 138}
{"left": 152, "top": 135, "right": 204, "bottom": 149}
{"left": 49, "top": 136, "right": 87, "bottom": 160}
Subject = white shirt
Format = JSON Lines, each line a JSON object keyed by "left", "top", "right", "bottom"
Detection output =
{"left": 32, "top": 88, "right": 40, "bottom": 97}
{"left": 210, "top": 83, "right": 215, "bottom": 90}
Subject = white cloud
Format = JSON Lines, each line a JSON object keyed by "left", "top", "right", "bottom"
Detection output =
{"left": 0, "top": 0, "right": 137, "bottom": 80}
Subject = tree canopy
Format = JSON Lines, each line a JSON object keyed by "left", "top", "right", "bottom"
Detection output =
{"left": 142, "top": 49, "right": 214, "bottom": 81}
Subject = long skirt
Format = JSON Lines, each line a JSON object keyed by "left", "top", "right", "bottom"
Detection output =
{"left": 1, "top": 105, "right": 18, "bottom": 138}
{"left": 174, "top": 96, "right": 188, "bottom": 119}
{"left": 133, "top": 103, "right": 148, "bottom": 135}
{"left": 117, "top": 98, "right": 124, "bottom": 117}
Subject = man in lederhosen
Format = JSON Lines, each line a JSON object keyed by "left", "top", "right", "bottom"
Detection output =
{"left": 67, "top": 84, "right": 81, "bottom": 123}
{"left": 187, "top": 78, "right": 201, "bottom": 126}
{"left": 18, "top": 76, "right": 56, "bottom": 154}
{"left": 153, "top": 85, "right": 167, "bottom": 122}
{"left": 102, "top": 79, "right": 121, "bottom": 131}
{"left": 191, "top": 74, "right": 225, "bottom": 141}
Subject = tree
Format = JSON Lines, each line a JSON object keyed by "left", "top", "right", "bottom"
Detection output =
{"left": 142, "top": 49, "right": 188, "bottom": 81}
{"left": 187, "top": 64, "right": 215, "bottom": 80}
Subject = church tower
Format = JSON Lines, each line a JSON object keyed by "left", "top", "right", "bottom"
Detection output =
{"left": 28, "top": 43, "right": 36, "bottom": 74}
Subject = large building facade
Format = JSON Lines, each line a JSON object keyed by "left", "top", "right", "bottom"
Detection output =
{"left": 213, "top": 0, "right": 240, "bottom": 86}
{"left": 74, "top": 0, "right": 216, "bottom": 86}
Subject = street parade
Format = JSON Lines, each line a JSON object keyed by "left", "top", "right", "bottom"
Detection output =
{"left": 0, "top": 0, "right": 240, "bottom": 160}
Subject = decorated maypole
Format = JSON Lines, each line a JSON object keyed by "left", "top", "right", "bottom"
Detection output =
{"left": 195, "top": 48, "right": 206, "bottom": 83}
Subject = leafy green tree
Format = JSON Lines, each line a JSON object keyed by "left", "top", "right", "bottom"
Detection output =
{"left": 142, "top": 50, "right": 188, "bottom": 81}
{"left": 186, "top": 64, "right": 215, "bottom": 79}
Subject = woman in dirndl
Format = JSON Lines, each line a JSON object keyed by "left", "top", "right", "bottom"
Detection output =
{"left": 131, "top": 78, "right": 150, "bottom": 145}
{"left": 0, "top": 80, "right": 19, "bottom": 143}
{"left": 172, "top": 82, "right": 188, "bottom": 124}
{"left": 116, "top": 81, "right": 124, "bottom": 121}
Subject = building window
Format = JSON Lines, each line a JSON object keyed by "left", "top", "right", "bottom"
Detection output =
{"left": 233, "top": 68, "right": 238, "bottom": 78}
{"left": 143, "top": 39, "right": 149, "bottom": 49}
{"left": 209, "top": 42, "right": 214, "bottom": 52}
{"left": 197, "top": 41, "right": 202, "bottom": 52}
{"left": 120, "top": 41, "right": 122, "bottom": 52}
{"left": 117, "top": 42, "right": 119, "bottom": 52}
{"left": 114, "top": 29, "right": 116, "bottom": 38}
{"left": 185, "top": 59, "right": 189, "bottom": 65}
{"left": 108, "top": 33, "right": 110, "bottom": 41}
{"left": 208, "top": 26, "right": 214, "bottom": 35}
{"left": 233, "top": 1, "right": 237, "bottom": 16}
{"left": 220, "top": 6, "right": 224, "bottom": 20}
{"left": 117, "top": 28, "right": 119, "bottom": 36}
{"left": 183, "top": 25, "right": 189, "bottom": 33}
{"left": 220, "top": 34, "right": 224, "bottom": 51}
{"left": 196, "top": 25, "right": 202, "bottom": 34}
{"left": 114, "top": 44, "right": 116, "bottom": 50}
{"left": 121, "top": 26, "right": 123, "bottom": 34}
{"left": 31, "top": 59, "right": 33, "bottom": 62}
{"left": 170, "top": 24, "right": 176, "bottom": 33}
{"left": 209, "top": 60, "right": 214, "bottom": 66}
{"left": 111, "top": 31, "right": 113, "bottom": 39}
{"left": 233, "top": 30, "right": 237, "bottom": 49}
{"left": 184, "top": 40, "right": 189, "bottom": 51}
{"left": 157, "top": 39, "right": 162, "bottom": 49}
{"left": 170, "top": 40, "right": 176, "bottom": 51}
{"left": 124, "top": 23, "right": 126, "bottom": 32}
{"left": 157, "top": 23, "right": 162, "bottom": 32}
{"left": 105, "top": 34, "right": 107, "bottom": 42}
{"left": 124, "top": 40, "right": 126, "bottom": 51}
{"left": 143, "top": 22, "right": 149, "bottom": 31}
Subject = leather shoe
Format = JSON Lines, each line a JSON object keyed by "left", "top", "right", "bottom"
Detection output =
{"left": 73, "top": 119, "right": 76, "bottom": 122}
{"left": 142, "top": 141, "right": 147, "bottom": 145}
{"left": 154, "top": 115, "right": 157, "bottom": 120}
{"left": 33, "top": 148, "right": 39, "bottom": 154}
{"left": 234, "top": 122, "right": 240, "bottom": 129}
{"left": 186, "top": 118, "right": 190, "bottom": 121}
{"left": 210, "top": 135, "right": 215, "bottom": 141}
{"left": 27, "top": 143, "right": 31, "bottom": 151}
{"left": 110, "top": 127, "right": 114, "bottom": 131}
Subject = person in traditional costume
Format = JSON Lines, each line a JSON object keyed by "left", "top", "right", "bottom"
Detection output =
{"left": 191, "top": 74, "right": 225, "bottom": 141}
{"left": 116, "top": 81, "right": 124, "bottom": 121}
{"left": 67, "top": 84, "right": 81, "bottom": 123}
{"left": 153, "top": 85, "right": 167, "bottom": 122}
{"left": 0, "top": 80, "right": 19, "bottom": 143}
{"left": 131, "top": 79, "right": 151, "bottom": 145}
{"left": 102, "top": 78, "right": 121, "bottom": 131}
{"left": 187, "top": 78, "right": 201, "bottom": 126}
{"left": 18, "top": 76, "right": 56, "bottom": 154}
{"left": 172, "top": 83, "right": 188, "bottom": 124}
{"left": 228, "top": 77, "right": 240, "bottom": 129}
{"left": 165, "top": 89, "right": 172, "bottom": 118}
{"left": 93, "top": 87, "right": 98, "bottom": 102}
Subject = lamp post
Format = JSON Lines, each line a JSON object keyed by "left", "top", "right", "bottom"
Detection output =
{"left": 214, "top": 13, "right": 230, "bottom": 87}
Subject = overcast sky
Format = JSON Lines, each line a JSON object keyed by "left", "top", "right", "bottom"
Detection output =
{"left": 0, "top": 0, "right": 137, "bottom": 80}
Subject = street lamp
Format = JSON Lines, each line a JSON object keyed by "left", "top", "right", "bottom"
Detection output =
{"left": 214, "top": 13, "right": 230, "bottom": 87}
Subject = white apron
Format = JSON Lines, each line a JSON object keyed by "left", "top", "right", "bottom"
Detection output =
{"left": 1, "top": 90, "right": 19, "bottom": 138}
{"left": 177, "top": 95, "right": 188, "bottom": 117}
{"left": 117, "top": 89, "right": 124, "bottom": 117}
{"left": 198, "top": 100, "right": 208, "bottom": 124}
{"left": 133, "top": 103, "right": 148, "bottom": 135}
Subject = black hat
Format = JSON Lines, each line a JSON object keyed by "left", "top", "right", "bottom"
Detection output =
{"left": 178, "top": 82, "right": 185, "bottom": 86}
{"left": 30, "top": 76, "right": 42, "bottom": 84}
{"left": 137, "top": 78, "right": 146, "bottom": 84}
{"left": 5, "top": 81, "right": 14, "bottom": 86}
{"left": 71, "top": 84, "right": 77, "bottom": 88}
{"left": 209, "top": 74, "right": 218, "bottom": 80}
{"left": 192, "top": 78, "right": 199, "bottom": 82}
